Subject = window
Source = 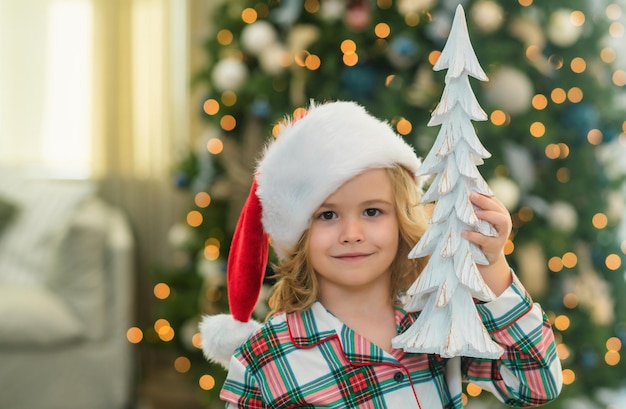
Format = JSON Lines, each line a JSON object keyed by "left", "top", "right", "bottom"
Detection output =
{"left": 0, "top": 0, "right": 93, "bottom": 178}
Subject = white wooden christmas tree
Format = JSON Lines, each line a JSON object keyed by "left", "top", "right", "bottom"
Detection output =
{"left": 392, "top": 5, "right": 504, "bottom": 359}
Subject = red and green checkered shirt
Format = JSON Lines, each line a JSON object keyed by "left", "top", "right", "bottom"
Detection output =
{"left": 221, "top": 274, "right": 562, "bottom": 408}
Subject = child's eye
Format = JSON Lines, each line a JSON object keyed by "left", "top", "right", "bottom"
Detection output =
{"left": 364, "top": 208, "right": 381, "bottom": 217}
{"left": 318, "top": 211, "right": 336, "bottom": 220}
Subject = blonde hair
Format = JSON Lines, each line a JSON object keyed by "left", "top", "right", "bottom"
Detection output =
{"left": 268, "top": 165, "right": 430, "bottom": 316}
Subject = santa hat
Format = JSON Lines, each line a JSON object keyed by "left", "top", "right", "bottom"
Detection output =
{"left": 200, "top": 100, "right": 423, "bottom": 368}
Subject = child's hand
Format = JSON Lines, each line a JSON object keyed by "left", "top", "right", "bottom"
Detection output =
{"left": 462, "top": 192, "right": 513, "bottom": 296}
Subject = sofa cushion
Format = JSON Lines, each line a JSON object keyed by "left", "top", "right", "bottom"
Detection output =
{"left": 0, "top": 195, "right": 18, "bottom": 237}
{"left": 0, "top": 171, "right": 95, "bottom": 287}
{"left": 0, "top": 285, "right": 84, "bottom": 346}
{"left": 49, "top": 197, "right": 111, "bottom": 340}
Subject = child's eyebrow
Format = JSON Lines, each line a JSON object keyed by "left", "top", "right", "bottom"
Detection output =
{"left": 319, "top": 198, "right": 393, "bottom": 208}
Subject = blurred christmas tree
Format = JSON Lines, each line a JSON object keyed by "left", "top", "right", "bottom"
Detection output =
{"left": 151, "top": 0, "right": 626, "bottom": 406}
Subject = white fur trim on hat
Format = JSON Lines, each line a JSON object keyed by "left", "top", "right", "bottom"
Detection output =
{"left": 199, "top": 314, "right": 262, "bottom": 368}
{"left": 256, "top": 100, "right": 422, "bottom": 259}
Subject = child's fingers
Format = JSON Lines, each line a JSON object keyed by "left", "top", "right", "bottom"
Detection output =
{"left": 470, "top": 193, "right": 512, "bottom": 237}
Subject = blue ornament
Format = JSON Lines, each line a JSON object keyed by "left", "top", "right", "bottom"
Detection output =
{"left": 563, "top": 103, "right": 599, "bottom": 141}
{"left": 340, "top": 65, "right": 378, "bottom": 98}
{"left": 388, "top": 36, "right": 419, "bottom": 68}
{"left": 173, "top": 170, "right": 190, "bottom": 189}
{"left": 579, "top": 349, "right": 599, "bottom": 368}
{"left": 252, "top": 99, "right": 272, "bottom": 119}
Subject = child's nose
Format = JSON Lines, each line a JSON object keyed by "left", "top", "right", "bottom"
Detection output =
{"left": 339, "top": 217, "right": 364, "bottom": 243}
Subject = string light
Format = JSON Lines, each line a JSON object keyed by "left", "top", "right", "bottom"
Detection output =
{"left": 199, "top": 374, "right": 216, "bottom": 391}
{"left": 609, "top": 22, "right": 625, "bottom": 38}
{"left": 554, "top": 315, "right": 571, "bottom": 331}
{"left": 556, "top": 343, "right": 571, "bottom": 360}
{"left": 567, "top": 87, "right": 583, "bottom": 103}
{"left": 530, "top": 121, "right": 545, "bottom": 138}
{"left": 556, "top": 167, "right": 570, "bottom": 183}
{"left": 613, "top": 69, "right": 626, "bottom": 86}
{"left": 570, "top": 10, "right": 585, "bottom": 26}
{"left": 562, "top": 252, "right": 577, "bottom": 268}
{"left": 395, "top": 117, "right": 412, "bottom": 135}
{"left": 606, "top": 4, "right": 622, "bottom": 20}
{"left": 587, "top": 129, "right": 603, "bottom": 145}
{"left": 490, "top": 110, "right": 509, "bottom": 126}
{"left": 216, "top": 29, "right": 233, "bottom": 46}
{"left": 220, "top": 115, "right": 236, "bottom": 131}
{"left": 550, "top": 88, "right": 567, "bottom": 104}
{"left": 304, "top": 0, "right": 320, "bottom": 13}
{"left": 203, "top": 99, "right": 219, "bottom": 116}
{"left": 532, "top": 94, "right": 548, "bottom": 110}
{"left": 221, "top": 91, "right": 237, "bottom": 106}
{"left": 126, "top": 327, "right": 144, "bottom": 344}
{"left": 592, "top": 213, "right": 609, "bottom": 229}
{"left": 563, "top": 293, "right": 579, "bottom": 309}
{"left": 154, "top": 283, "right": 171, "bottom": 300}
{"left": 305, "top": 54, "right": 321, "bottom": 70}
{"left": 187, "top": 210, "right": 203, "bottom": 227}
{"left": 548, "top": 256, "right": 564, "bottom": 272}
{"left": 605, "top": 254, "right": 622, "bottom": 270}
{"left": 241, "top": 8, "right": 257, "bottom": 24}
{"left": 570, "top": 57, "right": 586, "bottom": 73}
{"left": 207, "top": 138, "right": 224, "bottom": 154}
{"left": 466, "top": 383, "right": 482, "bottom": 397}
{"left": 174, "top": 356, "right": 191, "bottom": 373}
{"left": 375, "top": 23, "right": 391, "bottom": 38}
{"left": 405, "top": 12, "right": 420, "bottom": 27}
{"left": 428, "top": 50, "right": 441, "bottom": 66}
{"left": 600, "top": 47, "right": 617, "bottom": 63}
{"left": 194, "top": 192, "right": 211, "bottom": 208}
{"left": 562, "top": 369, "right": 575, "bottom": 385}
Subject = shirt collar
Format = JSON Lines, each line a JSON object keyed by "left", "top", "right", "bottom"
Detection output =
{"left": 286, "top": 301, "right": 415, "bottom": 364}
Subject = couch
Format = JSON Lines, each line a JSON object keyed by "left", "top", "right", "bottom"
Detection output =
{"left": 0, "top": 169, "right": 135, "bottom": 409}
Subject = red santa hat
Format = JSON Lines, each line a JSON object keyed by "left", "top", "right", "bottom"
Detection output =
{"left": 200, "top": 100, "right": 423, "bottom": 367}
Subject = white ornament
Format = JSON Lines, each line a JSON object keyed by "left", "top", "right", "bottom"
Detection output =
{"left": 320, "top": 0, "right": 345, "bottom": 21}
{"left": 509, "top": 15, "right": 546, "bottom": 48}
{"left": 392, "top": 5, "right": 503, "bottom": 360}
{"left": 259, "top": 44, "right": 289, "bottom": 75}
{"left": 287, "top": 24, "right": 321, "bottom": 54}
{"left": 488, "top": 176, "right": 520, "bottom": 211}
{"left": 168, "top": 222, "right": 195, "bottom": 248}
{"left": 397, "top": 0, "right": 436, "bottom": 14}
{"left": 212, "top": 58, "right": 248, "bottom": 92}
{"left": 547, "top": 9, "right": 582, "bottom": 48}
{"left": 470, "top": 0, "right": 504, "bottom": 33}
{"left": 197, "top": 257, "right": 226, "bottom": 286}
{"left": 548, "top": 200, "right": 578, "bottom": 232}
{"left": 241, "top": 21, "right": 278, "bottom": 55}
{"left": 484, "top": 66, "right": 534, "bottom": 115}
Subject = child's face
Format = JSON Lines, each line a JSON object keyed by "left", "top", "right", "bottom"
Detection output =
{"left": 307, "top": 168, "right": 399, "bottom": 297}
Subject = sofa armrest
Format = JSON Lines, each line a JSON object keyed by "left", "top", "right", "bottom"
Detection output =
{"left": 49, "top": 197, "right": 134, "bottom": 341}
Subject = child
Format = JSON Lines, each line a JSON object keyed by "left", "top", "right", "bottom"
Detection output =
{"left": 200, "top": 101, "right": 562, "bottom": 408}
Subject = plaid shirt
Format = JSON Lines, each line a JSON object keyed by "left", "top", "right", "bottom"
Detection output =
{"left": 221, "top": 274, "right": 562, "bottom": 408}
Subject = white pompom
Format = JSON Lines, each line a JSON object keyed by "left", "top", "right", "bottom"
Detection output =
{"left": 198, "top": 314, "right": 262, "bottom": 369}
{"left": 547, "top": 9, "right": 582, "bottom": 48}
{"left": 212, "top": 58, "right": 248, "bottom": 92}
{"left": 241, "top": 21, "right": 278, "bottom": 55}
{"left": 484, "top": 66, "right": 534, "bottom": 115}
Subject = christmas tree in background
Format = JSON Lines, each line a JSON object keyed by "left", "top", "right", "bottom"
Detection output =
{"left": 392, "top": 5, "right": 503, "bottom": 361}
{"left": 150, "top": 0, "right": 626, "bottom": 406}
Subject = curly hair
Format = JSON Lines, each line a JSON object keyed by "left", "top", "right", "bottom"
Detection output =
{"left": 268, "top": 165, "right": 430, "bottom": 317}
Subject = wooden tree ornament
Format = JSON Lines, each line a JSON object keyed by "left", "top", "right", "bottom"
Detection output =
{"left": 392, "top": 5, "right": 504, "bottom": 359}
